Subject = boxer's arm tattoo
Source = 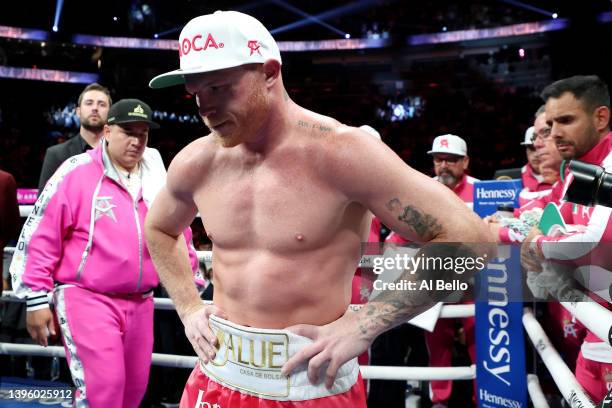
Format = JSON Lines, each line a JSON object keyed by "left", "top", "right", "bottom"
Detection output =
{"left": 386, "top": 198, "right": 443, "bottom": 240}
{"left": 357, "top": 243, "right": 481, "bottom": 338}
{"left": 357, "top": 287, "right": 430, "bottom": 336}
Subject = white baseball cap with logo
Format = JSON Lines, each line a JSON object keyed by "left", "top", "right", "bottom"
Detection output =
{"left": 521, "top": 126, "right": 535, "bottom": 146}
{"left": 149, "top": 11, "right": 282, "bottom": 89}
{"left": 427, "top": 134, "right": 467, "bottom": 156}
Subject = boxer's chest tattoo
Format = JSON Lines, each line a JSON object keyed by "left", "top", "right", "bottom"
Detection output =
{"left": 297, "top": 120, "right": 332, "bottom": 132}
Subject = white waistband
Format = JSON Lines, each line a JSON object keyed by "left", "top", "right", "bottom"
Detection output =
{"left": 199, "top": 315, "right": 359, "bottom": 401}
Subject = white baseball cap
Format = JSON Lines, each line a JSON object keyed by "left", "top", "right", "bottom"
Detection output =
{"left": 149, "top": 11, "right": 282, "bottom": 89}
{"left": 521, "top": 126, "right": 534, "bottom": 146}
{"left": 427, "top": 134, "right": 467, "bottom": 156}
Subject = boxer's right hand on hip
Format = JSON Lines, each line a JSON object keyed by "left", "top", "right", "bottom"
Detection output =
{"left": 183, "top": 305, "right": 227, "bottom": 363}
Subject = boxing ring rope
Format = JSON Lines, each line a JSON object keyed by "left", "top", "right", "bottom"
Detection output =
{"left": 4, "top": 246, "right": 392, "bottom": 268}
{"left": 522, "top": 308, "right": 594, "bottom": 408}
{"left": 0, "top": 290, "right": 475, "bottom": 320}
{"left": 559, "top": 301, "right": 612, "bottom": 347}
{"left": 527, "top": 374, "right": 550, "bottom": 408}
{"left": 0, "top": 342, "right": 476, "bottom": 381}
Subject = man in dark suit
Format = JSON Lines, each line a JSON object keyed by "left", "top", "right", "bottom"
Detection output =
{"left": 38, "top": 83, "right": 112, "bottom": 192}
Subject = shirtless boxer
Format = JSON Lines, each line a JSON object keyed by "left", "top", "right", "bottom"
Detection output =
{"left": 146, "top": 11, "right": 492, "bottom": 407}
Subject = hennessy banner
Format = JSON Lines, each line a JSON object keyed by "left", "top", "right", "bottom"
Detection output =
{"left": 474, "top": 180, "right": 527, "bottom": 408}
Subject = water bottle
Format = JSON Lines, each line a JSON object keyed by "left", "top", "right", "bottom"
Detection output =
{"left": 51, "top": 356, "right": 60, "bottom": 381}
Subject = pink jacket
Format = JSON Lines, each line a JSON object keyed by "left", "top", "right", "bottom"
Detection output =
{"left": 535, "top": 132, "right": 612, "bottom": 361}
{"left": 11, "top": 143, "right": 198, "bottom": 310}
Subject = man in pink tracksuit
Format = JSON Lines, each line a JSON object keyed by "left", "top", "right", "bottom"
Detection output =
{"left": 522, "top": 75, "right": 612, "bottom": 402}
{"left": 10, "top": 99, "right": 197, "bottom": 407}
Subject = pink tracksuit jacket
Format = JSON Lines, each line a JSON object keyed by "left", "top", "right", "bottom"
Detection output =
{"left": 10, "top": 143, "right": 197, "bottom": 309}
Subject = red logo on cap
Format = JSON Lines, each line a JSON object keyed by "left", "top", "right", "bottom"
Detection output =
{"left": 179, "top": 33, "right": 224, "bottom": 57}
{"left": 439, "top": 139, "right": 449, "bottom": 148}
{"left": 247, "top": 40, "right": 262, "bottom": 56}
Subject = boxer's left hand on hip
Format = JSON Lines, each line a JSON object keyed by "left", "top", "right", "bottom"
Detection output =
{"left": 282, "top": 309, "right": 370, "bottom": 389}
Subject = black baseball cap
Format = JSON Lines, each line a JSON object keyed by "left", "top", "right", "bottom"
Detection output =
{"left": 107, "top": 98, "right": 159, "bottom": 129}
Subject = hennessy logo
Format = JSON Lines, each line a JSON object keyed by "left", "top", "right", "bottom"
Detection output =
{"left": 247, "top": 40, "right": 262, "bottom": 56}
{"left": 210, "top": 329, "right": 286, "bottom": 369}
{"left": 180, "top": 33, "right": 224, "bottom": 57}
{"left": 193, "top": 390, "right": 221, "bottom": 408}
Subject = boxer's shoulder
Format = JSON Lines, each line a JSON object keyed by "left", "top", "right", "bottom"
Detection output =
{"left": 167, "top": 135, "right": 217, "bottom": 193}
{"left": 294, "top": 109, "right": 340, "bottom": 138}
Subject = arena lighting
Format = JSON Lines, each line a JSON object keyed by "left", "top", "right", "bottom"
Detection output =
{"left": 269, "top": 0, "right": 348, "bottom": 37}
{"left": 552, "top": 13, "right": 558, "bottom": 19}
{"left": 518, "top": 48, "right": 525, "bottom": 57}
{"left": 271, "top": 0, "right": 385, "bottom": 34}
{"left": 152, "top": 26, "right": 181, "bottom": 39}
{"left": 52, "top": 0, "right": 63, "bottom": 32}
{"left": 345, "top": 33, "right": 351, "bottom": 39}
{"left": 499, "top": 0, "right": 556, "bottom": 18}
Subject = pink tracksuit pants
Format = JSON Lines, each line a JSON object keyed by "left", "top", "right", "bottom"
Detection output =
{"left": 54, "top": 285, "right": 154, "bottom": 407}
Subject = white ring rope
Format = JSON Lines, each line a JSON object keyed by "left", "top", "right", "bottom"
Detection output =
{"left": 5, "top": 247, "right": 383, "bottom": 267}
{"left": 527, "top": 374, "right": 550, "bottom": 408}
{"left": 0, "top": 291, "right": 475, "bottom": 318}
{"left": 0, "top": 342, "right": 474, "bottom": 381}
{"left": 559, "top": 301, "right": 612, "bottom": 347}
{"left": 17, "top": 206, "right": 206, "bottom": 220}
{"left": 0, "top": 342, "right": 198, "bottom": 369}
{"left": 522, "top": 308, "right": 594, "bottom": 408}
{"left": 360, "top": 364, "right": 475, "bottom": 381}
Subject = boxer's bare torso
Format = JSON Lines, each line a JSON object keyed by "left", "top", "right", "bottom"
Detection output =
{"left": 146, "top": 63, "right": 490, "bottom": 377}
{"left": 175, "top": 114, "right": 372, "bottom": 328}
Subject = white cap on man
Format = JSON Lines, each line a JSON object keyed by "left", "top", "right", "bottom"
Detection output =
{"left": 149, "top": 11, "right": 282, "bottom": 89}
{"left": 427, "top": 134, "right": 467, "bottom": 156}
{"left": 521, "top": 126, "right": 534, "bottom": 146}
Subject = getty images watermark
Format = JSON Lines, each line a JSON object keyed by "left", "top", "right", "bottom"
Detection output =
{"left": 361, "top": 245, "right": 489, "bottom": 293}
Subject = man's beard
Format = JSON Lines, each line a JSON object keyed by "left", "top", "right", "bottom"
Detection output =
{"left": 81, "top": 118, "right": 104, "bottom": 132}
{"left": 214, "top": 83, "right": 269, "bottom": 148}
{"left": 438, "top": 171, "right": 457, "bottom": 187}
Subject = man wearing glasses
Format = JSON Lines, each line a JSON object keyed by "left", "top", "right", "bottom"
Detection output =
{"left": 429, "top": 134, "right": 478, "bottom": 209}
